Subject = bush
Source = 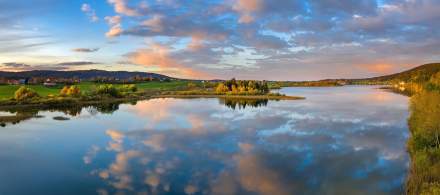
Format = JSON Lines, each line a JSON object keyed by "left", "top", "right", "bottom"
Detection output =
{"left": 187, "top": 82, "right": 197, "bottom": 89}
{"left": 120, "top": 84, "right": 137, "bottom": 93}
{"left": 14, "top": 86, "right": 39, "bottom": 101}
{"left": 95, "top": 84, "right": 120, "bottom": 97}
{"left": 60, "top": 86, "right": 81, "bottom": 97}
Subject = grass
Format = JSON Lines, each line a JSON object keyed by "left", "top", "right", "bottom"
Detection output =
{"left": 0, "top": 81, "right": 192, "bottom": 100}
{"left": 406, "top": 91, "right": 440, "bottom": 194}
{"left": 0, "top": 81, "right": 303, "bottom": 109}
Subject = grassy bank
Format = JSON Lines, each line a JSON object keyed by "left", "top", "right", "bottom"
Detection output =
{"left": 406, "top": 90, "right": 440, "bottom": 195}
{"left": 152, "top": 94, "right": 304, "bottom": 100}
{"left": 0, "top": 81, "right": 193, "bottom": 100}
{"left": 0, "top": 80, "right": 304, "bottom": 109}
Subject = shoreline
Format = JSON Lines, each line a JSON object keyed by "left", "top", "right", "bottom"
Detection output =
{"left": 151, "top": 94, "right": 305, "bottom": 100}
{"left": 0, "top": 93, "right": 304, "bottom": 110}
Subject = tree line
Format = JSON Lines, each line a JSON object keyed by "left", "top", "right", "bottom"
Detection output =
{"left": 215, "top": 78, "right": 270, "bottom": 95}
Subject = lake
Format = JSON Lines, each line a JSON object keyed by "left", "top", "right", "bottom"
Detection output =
{"left": 0, "top": 86, "right": 410, "bottom": 195}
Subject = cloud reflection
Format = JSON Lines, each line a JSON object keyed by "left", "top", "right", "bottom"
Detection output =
{"left": 86, "top": 86, "right": 409, "bottom": 194}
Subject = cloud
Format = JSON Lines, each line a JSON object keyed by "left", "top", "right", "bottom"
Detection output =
{"left": 184, "top": 185, "right": 198, "bottom": 195}
{"left": 141, "top": 14, "right": 164, "bottom": 32}
{"left": 57, "top": 61, "right": 98, "bottom": 66}
{"left": 2, "top": 62, "right": 31, "bottom": 68}
{"left": 81, "top": 3, "right": 99, "bottom": 22}
{"left": 3, "top": 0, "right": 438, "bottom": 79}
{"left": 83, "top": 145, "right": 100, "bottom": 164}
{"left": 105, "top": 15, "right": 123, "bottom": 38}
{"left": 125, "top": 42, "right": 208, "bottom": 78}
{"left": 309, "top": 0, "right": 377, "bottom": 15}
{"left": 143, "top": 134, "right": 166, "bottom": 152}
{"left": 0, "top": 61, "right": 101, "bottom": 72}
{"left": 358, "top": 63, "right": 394, "bottom": 74}
{"left": 107, "top": 0, "right": 145, "bottom": 16}
{"left": 0, "top": 42, "right": 55, "bottom": 54}
{"left": 72, "top": 48, "right": 99, "bottom": 53}
{"left": 233, "top": 0, "right": 263, "bottom": 23}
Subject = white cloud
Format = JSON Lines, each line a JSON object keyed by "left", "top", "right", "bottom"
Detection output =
{"left": 81, "top": 3, "right": 99, "bottom": 22}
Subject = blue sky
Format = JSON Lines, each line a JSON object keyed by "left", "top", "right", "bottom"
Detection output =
{"left": 0, "top": 0, "right": 439, "bottom": 80}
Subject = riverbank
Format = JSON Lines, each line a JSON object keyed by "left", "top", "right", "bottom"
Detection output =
{"left": 0, "top": 88, "right": 304, "bottom": 110}
{"left": 0, "top": 93, "right": 304, "bottom": 109}
{"left": 152, "top": 94, "right": 304, "bottom": 100}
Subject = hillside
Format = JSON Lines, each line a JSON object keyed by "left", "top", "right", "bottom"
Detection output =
{"left": 0, "top": 69, "right": 173, "bottom": 80}
{"left": 352, "top": 63, "right": 440, "bottom": 83}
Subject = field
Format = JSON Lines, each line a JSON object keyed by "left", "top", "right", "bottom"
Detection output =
{"left": 0, "top": 81, "right": 194, "bottom": 100}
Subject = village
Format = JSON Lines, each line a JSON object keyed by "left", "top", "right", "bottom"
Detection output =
{"left": 0, "top": 75, "right": 171, "bottom": 86}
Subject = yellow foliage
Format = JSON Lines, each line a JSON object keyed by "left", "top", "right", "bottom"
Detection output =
{"left": 60, "top": 85, "right": 81, "bottom": 97}
{"left": 215, "top": 83, "right": 229, "bottom": 93}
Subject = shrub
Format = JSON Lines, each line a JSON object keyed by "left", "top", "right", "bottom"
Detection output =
{"left": 60, "top": 86, "right": 81, "bottom": 97}
{"left": 121, "top": 84, "right": 137, "bottom": 92}
{"left": 96, "top": 84, "right": 120, "bottom": 97}
{"left": 187, "top": 82, "right": 197, "bottom": 89}
{"left": 14, "top": 86, "right": 39, "bottom": 101}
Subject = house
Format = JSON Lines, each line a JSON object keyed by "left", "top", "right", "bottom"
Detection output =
{"left": 43, "top": 78, "right": 57, "bottom": 87}
{"left": 19, "top": 78, "right": 28, "bottom": 85}
{"left": 7, "top": 79, "right": 20, "bottom": 85}
{"left": 337, "top": 81, "right": 347, "bottom": 86}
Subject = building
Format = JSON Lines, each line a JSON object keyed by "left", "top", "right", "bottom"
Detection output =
{"left": 7, "top": 79, "right": 20, "bottom": 85}
{"left": 43, "top": 78, "right": 57, "bottom": 87}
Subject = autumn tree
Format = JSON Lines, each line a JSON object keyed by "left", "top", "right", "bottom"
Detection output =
{"left": 14, "top": 86, "right": 39, "bottom": 101}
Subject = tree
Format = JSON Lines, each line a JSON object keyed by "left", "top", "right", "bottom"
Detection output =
{"left": 14, "top": 86, "right": 39, "bottom": 101}
{"left": 215, "top": 83, "right": 229, "bottom": 94}
{"left": 429, "top": 72, "right": 440, "bottom": 89}
{"left": 216, "top": 79, "right": 271, "bottom": 95}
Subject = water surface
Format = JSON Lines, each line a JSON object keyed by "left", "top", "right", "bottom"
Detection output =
{"left": 0, "top": 86, "right": 410, "bottom": 195}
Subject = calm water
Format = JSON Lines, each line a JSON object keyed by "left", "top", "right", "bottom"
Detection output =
{"left": 0, "top": 86, "right": 410, "bottom": 195}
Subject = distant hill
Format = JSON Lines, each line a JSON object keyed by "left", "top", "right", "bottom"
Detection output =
{"left": 350, "top": 63, "right": 440, "bottom": 83}
{"left": 0, "top": 69, "right": 174, "bottom": 80}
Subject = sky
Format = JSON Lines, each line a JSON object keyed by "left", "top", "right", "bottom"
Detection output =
{"left": 0, "top": 0, "right": 439, "bottom": 80}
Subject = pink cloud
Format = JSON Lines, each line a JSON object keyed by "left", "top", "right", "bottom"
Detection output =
{"left": 105, "top": 15, "right": 123, "bottom": 37}
{"left": 107, "top": 0, "right": 142, "bottom": 16}
{"left": 358, "top": 63, "right": 394, "bottom": 74}
{"left": 126, "top": 42, "right": 209, "bottom": 78}
{"left": 233, "top": 0, "right": 263, "bottom": 23}
{"left": 142, "top": 15, "right": 164, "bottom": 32}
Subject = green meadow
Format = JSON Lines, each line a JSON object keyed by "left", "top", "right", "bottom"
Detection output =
{"left": 0, "top": 81, "right": 193, "bottom": 100}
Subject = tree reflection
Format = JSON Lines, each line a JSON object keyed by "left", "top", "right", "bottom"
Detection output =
{"left": 0, "top": 109, "right": 40, "bottom": 127}
{"left": 0, "top": 102, "right": 127, "bottom": 127}
{"left": 218, "top": 98, "right": 269, "bottom": 110}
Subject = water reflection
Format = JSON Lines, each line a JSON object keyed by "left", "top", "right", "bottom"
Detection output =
{"left": 0, "top": 110, "right": 41, "bottom": 126}
{"left": 0, "top": 86, "right": 409, "bottom": 195}
{"left": 0, "top": 98, "right": 270, "bottom": 127}
{"left": 0, "top": 102, "right": 127, "bottom": 127}
{"left": 219, "top": 98, "right": 268, "bottom": 110}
